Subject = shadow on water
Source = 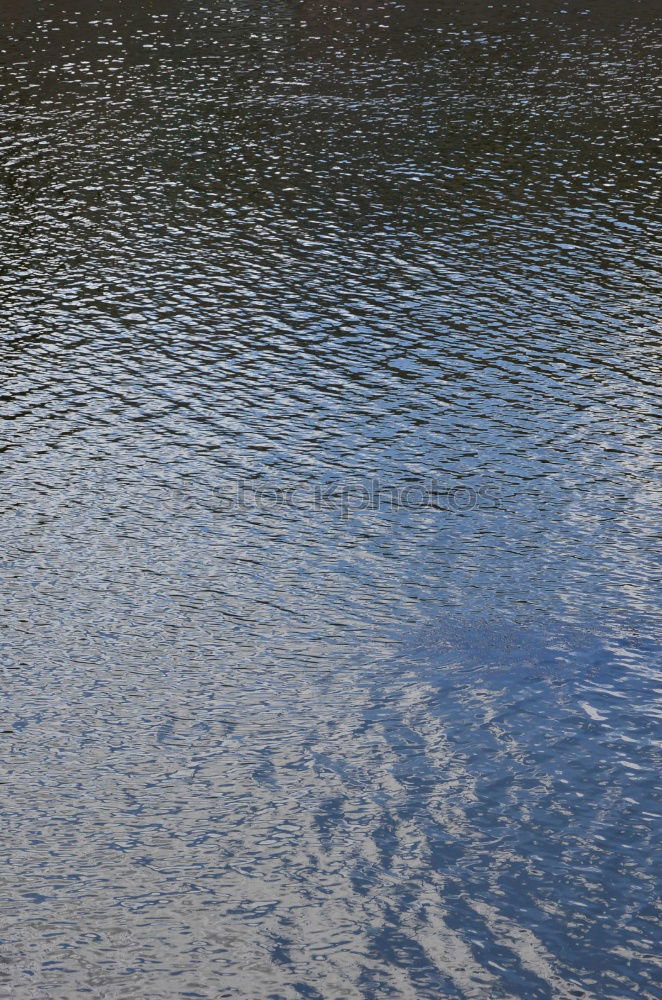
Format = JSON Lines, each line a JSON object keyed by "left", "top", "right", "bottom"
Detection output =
{"left": 354, "top": 613, "right": 661, "bottom": 998}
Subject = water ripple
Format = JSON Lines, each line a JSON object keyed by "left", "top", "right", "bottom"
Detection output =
{"left": 0, "top": 0, "right": 660, "bottom": 997}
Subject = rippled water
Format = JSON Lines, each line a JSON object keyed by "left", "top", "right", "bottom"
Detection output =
{"left": 1, "top": 0, "right": 660, "bottom": 997}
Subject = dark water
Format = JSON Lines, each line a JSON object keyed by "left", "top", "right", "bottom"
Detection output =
{"left": 1, "top": 0, "right": 660, "bottom": 996}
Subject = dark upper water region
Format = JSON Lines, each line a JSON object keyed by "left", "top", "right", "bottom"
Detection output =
{"left": 0, "top": 1, "right": 660, "bottom": 997}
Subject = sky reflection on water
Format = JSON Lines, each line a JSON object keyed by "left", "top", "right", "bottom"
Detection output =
{"left": 0, "top": 0, "right": 660, "bottom": 997}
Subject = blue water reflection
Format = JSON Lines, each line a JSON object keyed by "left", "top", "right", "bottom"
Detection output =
{"left": 0, "top": 0, "right": 659, "bottom": 996}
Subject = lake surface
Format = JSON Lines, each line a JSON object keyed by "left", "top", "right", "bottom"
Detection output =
{"left": 0, "top": 0, "right": 660, "bottom": 997}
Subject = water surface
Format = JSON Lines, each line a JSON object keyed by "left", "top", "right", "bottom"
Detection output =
{"left": 0, "top": 1, "right": 660, "bottom": 997}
